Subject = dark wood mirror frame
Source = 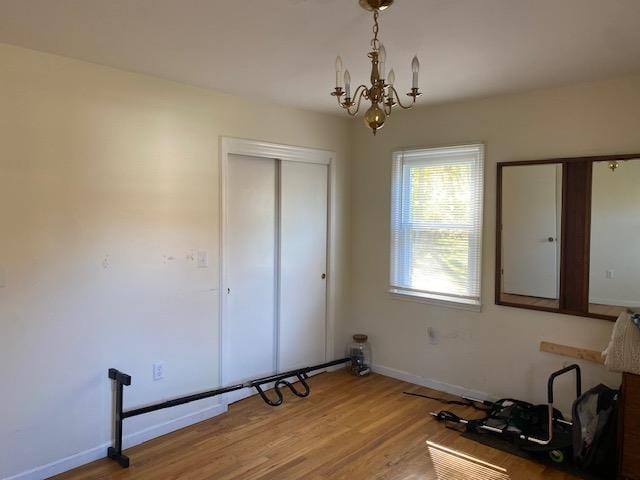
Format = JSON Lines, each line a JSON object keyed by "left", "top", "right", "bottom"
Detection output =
{"left": 496, "top": 153, "right": 640, "bottom": 321}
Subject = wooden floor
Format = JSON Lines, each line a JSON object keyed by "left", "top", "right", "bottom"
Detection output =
{"left": 54, "top": 370, "right": 579, "bottom": 480}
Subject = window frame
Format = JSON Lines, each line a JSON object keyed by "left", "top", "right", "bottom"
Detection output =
{"left": 389, "top": 144, "right": 485, "bottom": 311}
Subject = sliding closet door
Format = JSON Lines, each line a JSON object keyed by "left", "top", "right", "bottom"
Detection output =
{"left": 223, "top": 154, "right": 277, "bottom": 388}
{"left": 278, "top": 161, "right": 328, "bottom": 371}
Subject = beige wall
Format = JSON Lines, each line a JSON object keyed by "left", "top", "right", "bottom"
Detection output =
{"left": 0, "top": 43, "right": 352, "bottom": 479}
{"left": 348, "top": 74, "right": 640, "bottom": 412}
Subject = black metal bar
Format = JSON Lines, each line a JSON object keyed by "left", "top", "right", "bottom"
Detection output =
{"left": 547, "top": 364, "right": 581, "bottom": 404}
{"left": 248, "top": 358, "right": 350, "bottom": 406}
{"left": 108, "top": 368, "right": 131, "bottom": 386}
{"left": 249, "top": 357, "right": 351, "bottom": 387}
{"left": 255, "top": 383, "right": 284, "bottom": 406}
{"left": 290, "top": 374, "right": 311, "bottom": 397}
{"left": 107, "top": 357, "right": 352, "bottom": 468}
{"left": 302, "top": 356, "right": 351, "bottom": 373}
{"left": 123, "top": 382, "right": 245, "bottom": 418}
{"left": 106, "top": 368, "right": 130, "bottom": 468}
{"left": 277, "top": 378, "right": 308, "bottom": 398}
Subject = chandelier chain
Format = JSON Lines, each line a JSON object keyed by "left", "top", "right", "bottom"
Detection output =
{"left": 371, "top": 10, "right": 380, "bottom": 50}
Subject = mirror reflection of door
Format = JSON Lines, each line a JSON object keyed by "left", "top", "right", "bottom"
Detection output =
{"left": 501, "top": 164, "right": 562, "bottom": 307}
{"left": 589, "top": 159, "right": 640, "bottom": 317}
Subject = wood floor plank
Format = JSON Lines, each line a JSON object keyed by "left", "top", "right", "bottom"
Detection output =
{"left": 52, "top": 370, "right": 579, "bottom": 480}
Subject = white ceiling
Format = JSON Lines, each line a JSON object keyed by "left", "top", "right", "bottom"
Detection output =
{"left": 1, "top": 0, "right": 640, "bottom": 113}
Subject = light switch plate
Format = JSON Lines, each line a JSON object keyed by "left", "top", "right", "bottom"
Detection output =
{"left": 197, "top": 251, "right": 208, "bottom": 268}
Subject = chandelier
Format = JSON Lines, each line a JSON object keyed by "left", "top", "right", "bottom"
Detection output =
{"left": 608, "top": 160, "right": 624, "bottom": 171}
{"left": 331, "top": 0, "right": 421, "bottom": 135}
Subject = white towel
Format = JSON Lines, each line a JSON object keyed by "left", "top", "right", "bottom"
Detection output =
{"left": 603, "top": 310, "right": 640, "bottom": 375}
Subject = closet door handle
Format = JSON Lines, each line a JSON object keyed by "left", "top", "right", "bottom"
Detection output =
{"left": 321, "top": 273, "right": 326, "bottom": 279}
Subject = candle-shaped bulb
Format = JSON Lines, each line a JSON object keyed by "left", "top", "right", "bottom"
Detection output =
{"left": 388, "top": 68, "right": 395, "bottom": 85}
{"left": 344, "top": 69, "right": 351, "bottom": 98}
{"left": 411, "top": 55, "right": 420, "bottom": 89}
{"left": 379, "top": 44, "right": 387, "bottom": 63}
{"left": 378, "top": 44, "right": 386, "bottom": 79}
{"left": 335, "top": 56, "right": 343, "bottom": 89}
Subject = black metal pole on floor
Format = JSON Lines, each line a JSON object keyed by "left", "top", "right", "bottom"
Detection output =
{"left": 106, "top": 357, "right": 351, "bottom": 468}
{"left": 107, "top": 368, "right": 131, "bottom": 468}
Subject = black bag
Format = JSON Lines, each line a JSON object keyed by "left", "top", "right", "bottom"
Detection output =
{"left": 572, "top": 384, "right": 619, "bottom": 475}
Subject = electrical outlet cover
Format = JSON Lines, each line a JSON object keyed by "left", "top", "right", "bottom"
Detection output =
{"left": 153, "top": 362, "right": 165, "bottom": 380}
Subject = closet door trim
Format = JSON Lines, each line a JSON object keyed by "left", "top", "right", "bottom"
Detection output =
{"left": 219, "top": 137, "right": 335, "bottom": 404}
{"left": 222, "top": 137, "right": 332, "bottom": 165}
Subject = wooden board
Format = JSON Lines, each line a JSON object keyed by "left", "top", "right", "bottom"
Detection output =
{"left": 540, "top": 341, "right": 604, "bottom": 364}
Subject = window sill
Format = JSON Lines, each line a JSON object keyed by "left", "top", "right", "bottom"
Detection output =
{"left": 388, "top": 288, "right": 482, "bottom": 312}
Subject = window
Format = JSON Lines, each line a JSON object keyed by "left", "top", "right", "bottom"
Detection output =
{"left": 390, "top": 144, "right": 484, "bottom": 309}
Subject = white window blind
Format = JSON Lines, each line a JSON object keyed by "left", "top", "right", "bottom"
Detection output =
{"left": 390, "top": 144, "right": 484, "bottom": 308}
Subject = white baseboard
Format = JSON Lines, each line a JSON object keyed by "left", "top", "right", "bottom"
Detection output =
{"left": 5, "top": 403, "right": 227, "bottom": 480}
{"left": 325, "top": 364, "right": 346, "bottom": 373}
{"left": 372, "top": 363, "right": 493, "bottom": 402}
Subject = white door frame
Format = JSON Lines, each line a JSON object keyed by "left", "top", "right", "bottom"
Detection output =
{"left": 219, "top": 137, "right": 335, "bottom": 403}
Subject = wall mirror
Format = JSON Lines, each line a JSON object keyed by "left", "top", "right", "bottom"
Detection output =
{"left": 496, "top": 154, "right": 640, "bottom": 321}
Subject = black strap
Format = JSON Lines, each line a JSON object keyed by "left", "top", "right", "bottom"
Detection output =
{"left": 402, "top": 391, "right": 490, "bottom": 411}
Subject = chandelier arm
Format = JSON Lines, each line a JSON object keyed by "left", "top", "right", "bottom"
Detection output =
{"left": 340, "top": 85, "right": 363, "bottom": 110}
{"left": 383, "top": 98, "right": 393, "bottom": 116}
{"left": 390, "top": 86, "right": 416, "bottom": 110}
{"left": 344, "top": 85, "right": 368, "bottom": 116}
{"left": 345, "top": 90, "right": 364, "bottom": 116}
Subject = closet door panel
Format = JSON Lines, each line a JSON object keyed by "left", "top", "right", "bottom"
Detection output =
{"left": 278, "top": 161, "right": 328, "bottom": 371}
{"left": 224, "top": 154, "right": 277, "bottom": 387}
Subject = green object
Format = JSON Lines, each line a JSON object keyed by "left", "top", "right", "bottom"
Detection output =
{"left": 548, "top": 449, "right": 565, "bottom": 463}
